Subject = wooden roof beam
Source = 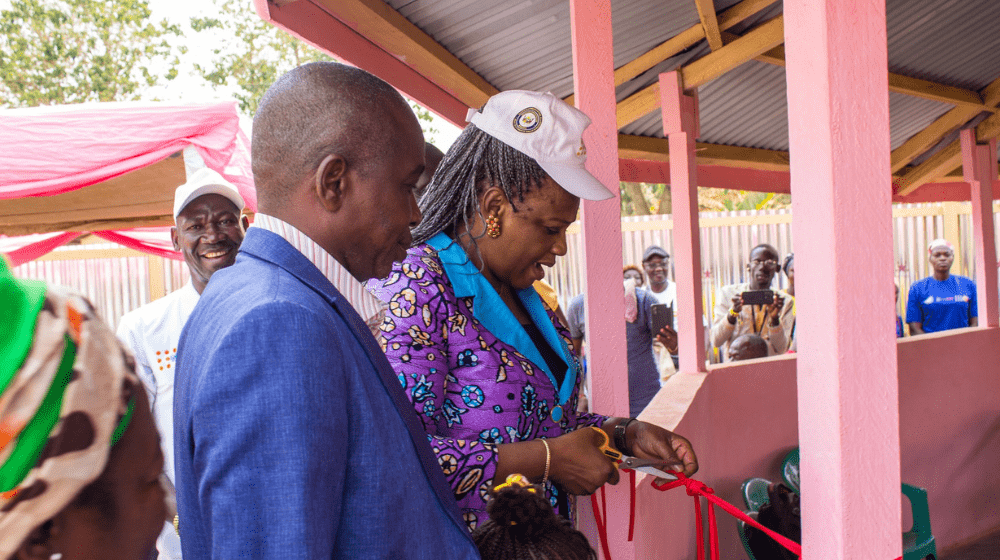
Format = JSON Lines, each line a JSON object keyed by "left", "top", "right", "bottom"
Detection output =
{"left": 565, "top": 0, "right": 776, "bottom": 106}
{"left": 694, "top": 0, "right": 724, "bottom": 50}
{"left": 896, "top": 98, "right": 1000, "bottom": 196}
{"left": 890, "top": 106, "right": 982, "bottom": 173}
{"left": 722, "top": 33, "right": 995, "bottom": 113}
{"left": 311, "top": 0, "right": 497, "bottom": 109}
{"left": 617, "top": 134, "right": 791, "bottom": 172}
{"left": 616, "top": 15, "right": 784, "bottom": 128}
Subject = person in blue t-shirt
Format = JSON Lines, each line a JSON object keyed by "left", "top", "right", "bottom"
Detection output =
{"left": 906, "top": 238, "right": 978, "bottom": 334}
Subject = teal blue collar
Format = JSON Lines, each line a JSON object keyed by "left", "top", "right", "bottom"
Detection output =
{"left": 426, "top": 233, "right": 577, "bottom": 408}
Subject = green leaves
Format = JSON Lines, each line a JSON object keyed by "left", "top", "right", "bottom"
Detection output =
{"left": 0, "top": 0, "right": 180, "bottom": 107}
{"left": 190, "top": 0, "right": 331, "bottom": 116}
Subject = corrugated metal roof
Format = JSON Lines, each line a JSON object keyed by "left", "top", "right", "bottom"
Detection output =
{"left": 389, "top": 0, "right": 702, "bottom": 97}
{"left": 693, "top": 59, "right": 789, "bottom": 150}
{"left": 887, "top": 93, "right": 954, "bottom": 151}
{"left": 383, "top": 0, "right": 998, "bottom": 158}
{"left": 887, "top": 0, "right": 1000, "bottom": 91}
{"left": 624, "top": 62, "right": 953, "bottom": 153}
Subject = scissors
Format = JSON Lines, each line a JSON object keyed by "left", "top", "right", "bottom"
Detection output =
{"left": 590, "top": 426, "right": 678, "bottom": 480}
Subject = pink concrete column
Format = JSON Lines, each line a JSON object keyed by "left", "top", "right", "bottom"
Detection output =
{"left": 784, "top": 1, "right": 902, "bottom": 559}
{"left": 961, "top": 129, "right": 999, "bottom": 327}
{"left": 570, "top": 1, "right": 632, "bottom": 559}
{"left": 659, "top": 71, "right": 707, "bottom": 372}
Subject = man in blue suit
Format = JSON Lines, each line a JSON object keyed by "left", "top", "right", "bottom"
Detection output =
{"left": 173, "top": 62, "right": 481, "bottom": 559}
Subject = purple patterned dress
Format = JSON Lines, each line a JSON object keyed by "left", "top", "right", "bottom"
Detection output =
{"left": 368, "top": 234, "right": 607, "bottom": 530}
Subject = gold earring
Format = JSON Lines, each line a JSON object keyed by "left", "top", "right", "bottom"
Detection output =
{"left": 486, "top": 214, "right": 501, "bottom": 238}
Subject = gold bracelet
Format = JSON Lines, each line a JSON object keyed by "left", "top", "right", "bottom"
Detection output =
{"left": 728, "top": 308, "right": 739, "bottom": 318}
{"left": 541, "top": 439, "right": 551, "bottom": 485}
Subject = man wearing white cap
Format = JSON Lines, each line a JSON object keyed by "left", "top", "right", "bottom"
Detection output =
{"left": 906, "top": 238, "right": 978, "bottom": 335}
{"left": 116, "top": 167, "right": 246, "bottom": 560}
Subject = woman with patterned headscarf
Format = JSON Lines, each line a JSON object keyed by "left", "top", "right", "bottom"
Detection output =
{"left": 1, "top": 257, "right": 166, "bottom": 560}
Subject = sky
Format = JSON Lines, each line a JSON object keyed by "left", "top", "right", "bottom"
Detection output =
{"left": 143, "top": 0, "right": 463, "bottom": 148}
{"left": 0, "top": 0, "right": 462, "bottom": 148}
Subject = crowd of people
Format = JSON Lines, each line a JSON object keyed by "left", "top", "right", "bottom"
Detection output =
{"left": 1, "top": 63, "right": 699, "bottom": 560}
{"left": 1, "top": 61, "right": 984, "bottom": 560}
{"left": 565, "top": 234, "right": 980, "bottom": 417}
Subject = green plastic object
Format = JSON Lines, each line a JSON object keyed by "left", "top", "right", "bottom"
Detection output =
{"left": 901, "top": 483, "right": 937, "bottom": 560}
{"left": 780, "top": 448, "right": 937, "bottom": 560}
{"left": 741, "top": 477, "right": 773, "bottom": 513}
{"left": 781, "top": 448, "right": 800, "bottom": 493}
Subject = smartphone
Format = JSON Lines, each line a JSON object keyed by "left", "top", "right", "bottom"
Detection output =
{"left": 741, "top": 289, "right": 775, "bottom": 306}
{"left": 651, "top": 303, "right": 674, "bottom": 334}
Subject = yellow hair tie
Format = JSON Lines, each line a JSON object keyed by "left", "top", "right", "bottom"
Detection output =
{"left": 493, "top": 473, "right": 536, "bottom": 494}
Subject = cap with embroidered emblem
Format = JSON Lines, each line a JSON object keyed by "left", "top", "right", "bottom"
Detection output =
{"left": 466, "top": 90, "right": 614, "bottom": 201}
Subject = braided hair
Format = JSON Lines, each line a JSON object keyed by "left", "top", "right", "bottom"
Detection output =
{"left": 411, "top": 124, "right": 549, "bottom": 245}
{"left": 472, "top": 481, "right": 596, "bottom": 560}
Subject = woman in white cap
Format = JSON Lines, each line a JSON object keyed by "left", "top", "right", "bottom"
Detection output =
{"left": 369, "top": 91, "right": 697, "bottom": 529}
{"left": 905, "top": 238, "right": 978, "bottom": 334}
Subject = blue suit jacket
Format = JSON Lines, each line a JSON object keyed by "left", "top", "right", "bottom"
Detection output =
{"left": 174, "top": 228, "right": 480, "bottom": 559}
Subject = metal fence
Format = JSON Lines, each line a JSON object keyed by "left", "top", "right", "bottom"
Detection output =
{"left": 547, "top": 202, "right": 994, "bottom": 331}
{"left": 11, "top": 202, "right": 998, "bottom": 332}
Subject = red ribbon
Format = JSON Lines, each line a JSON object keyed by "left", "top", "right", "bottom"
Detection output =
{"left": 590, "top": 470, "right": 904, "bottom": 560}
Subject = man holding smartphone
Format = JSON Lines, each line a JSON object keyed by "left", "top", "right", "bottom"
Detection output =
{"left": 642, "top": 245, "right": 710, "bottom": 372}
{"left": 711, "top": 243, "right": 795, "bottom": 359}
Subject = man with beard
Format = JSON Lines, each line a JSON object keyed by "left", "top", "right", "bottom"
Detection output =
{"left": 116, "top": 167, "right": 246, "bottom": 560}
{"left": 711, "top": 243, "right": 794, "bottom": 359}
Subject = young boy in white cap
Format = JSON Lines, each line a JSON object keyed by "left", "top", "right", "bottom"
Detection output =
{"left": 116, "top": 167, "right": 246, "bottom": 560}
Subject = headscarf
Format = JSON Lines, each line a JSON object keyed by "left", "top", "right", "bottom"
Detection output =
{"left": 0, "top": 257, "right": 137, "bottom": 558}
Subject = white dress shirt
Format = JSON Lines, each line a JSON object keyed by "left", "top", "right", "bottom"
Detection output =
{"left": 117, "top": 282, "right": 199, "bottom": 560}
{"left": 252, "top": 213, "right": 386, "bottom": 327}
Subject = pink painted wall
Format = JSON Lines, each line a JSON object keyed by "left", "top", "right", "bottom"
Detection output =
{"left": 633, "top": 330, "right": 1000, "bottom": 558}
{"left": 634, "top": 356, "right": 800, "bottom": 559}
{"left": 897, "top": 328, "right": 1000, "bottom": 548}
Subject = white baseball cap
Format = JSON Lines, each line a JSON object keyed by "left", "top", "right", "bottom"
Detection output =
{"left": 466, "top": 90, "right": 614, "bottom": 201}
{"left": 173, "top": 168, "right": 246, "bottom": 220}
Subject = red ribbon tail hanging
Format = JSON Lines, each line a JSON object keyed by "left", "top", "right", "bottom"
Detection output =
{"left": 591, "top": 487, "right": 614, "bottom": 560}
{"left": 628, "top": 469, "right": 637, "bottom": 542}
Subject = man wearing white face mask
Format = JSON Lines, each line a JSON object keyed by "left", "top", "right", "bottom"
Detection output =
{"left": 567, "top": 275, "right": 660, "bottom": 417}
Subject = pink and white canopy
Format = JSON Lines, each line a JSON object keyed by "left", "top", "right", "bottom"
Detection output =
{"left": 0, "top": 101, "right": 256, "bottom": 266}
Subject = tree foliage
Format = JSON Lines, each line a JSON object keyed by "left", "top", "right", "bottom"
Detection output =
{"left": 619, "top": 182, "right": 790, "bottom": 216}
{"left": 191, "top": 0, "right": 441, "bottom": 140}
{"left": 0, "top": 0, "right": 180, "bottom": 107}
{"left": 190, "top": 0, "right": 331, "bottom": 116}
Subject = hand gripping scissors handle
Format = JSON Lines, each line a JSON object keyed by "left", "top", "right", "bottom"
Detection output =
{"left": 590, "top": 426, "right": 678, "bottom": 480}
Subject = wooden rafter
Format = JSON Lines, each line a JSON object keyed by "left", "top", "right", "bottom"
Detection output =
{"left": 617, "top": 134, "right": 791, "bottom": 172}
{"left": 890, "top": 107, "right": 981, "bottom": 173}
{"left": 616, "top": 16, "right": 784, "bottom": 128}
{"left": 694, "top": 0, "right": 724, "bottom": 50}
{"left": 896, "top": 93, "right": 1000, "bottom": 196}
{"left": 312, "top": 0, "right": 497, "bottom": 109}
{"left": 715, "top": 0, "right": 777, "bottom": 28}
{"left": 564, "top": 0, "right": 776, "bottom": 106}
{"left": 720, "top": 32, "right": 995, "bottom": 113}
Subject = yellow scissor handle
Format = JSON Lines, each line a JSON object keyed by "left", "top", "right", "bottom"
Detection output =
{"left": 589, "top": 426, "right": 623, "bottom": 462}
